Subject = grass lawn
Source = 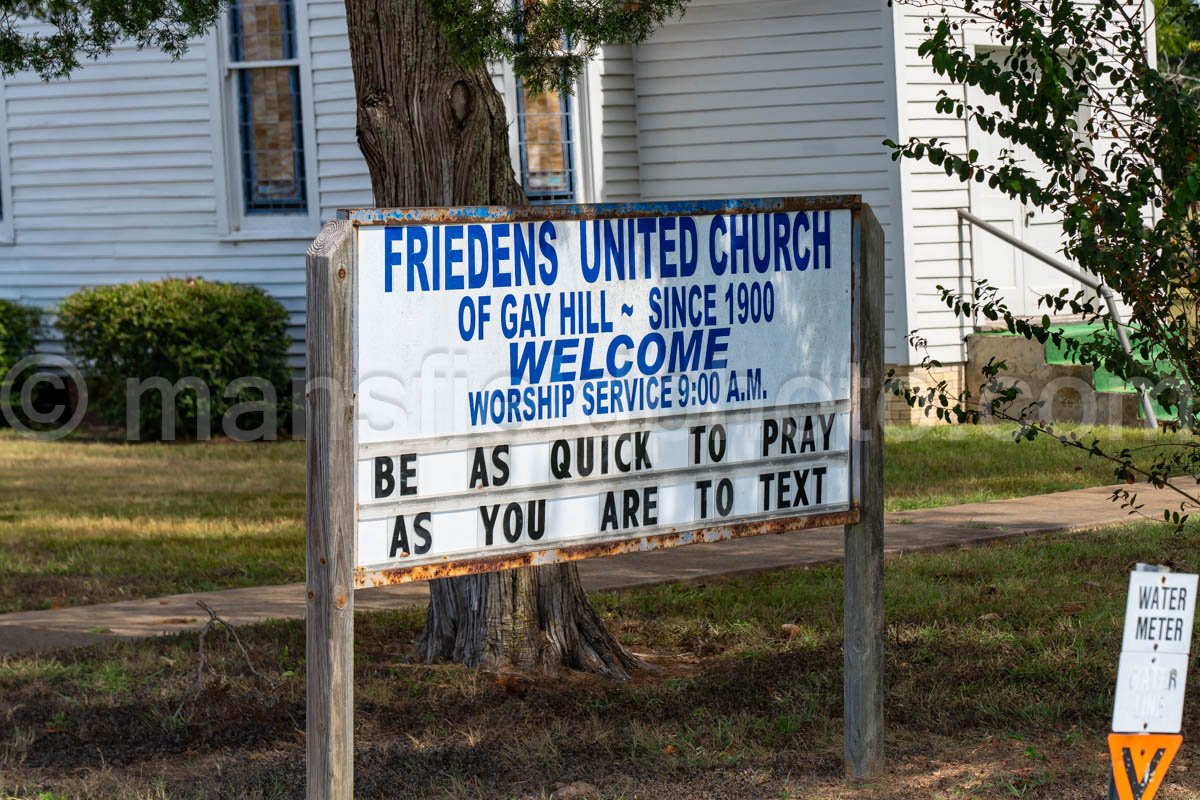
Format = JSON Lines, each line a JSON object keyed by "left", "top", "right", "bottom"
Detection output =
{"left": 0, "top": 424, "right": 1188, "bottom": 613}
{"left": 882, "top": 423, "right": 1187, "bottom": 510}
{"left": 0, "top": 435, "right": 304, "bottom": 613}
{"left": 1, "top": 521, "right": 1198, "bottom": 799}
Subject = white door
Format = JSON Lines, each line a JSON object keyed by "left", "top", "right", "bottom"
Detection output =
{"left": 968, "top": 191, "right": 1024, "bottom": 308}
{"left": 1020, "top": 194, "right": 1074, "bottom": 305}
{"left": 965, "top": 49, "right": 1080, "bottom": 317}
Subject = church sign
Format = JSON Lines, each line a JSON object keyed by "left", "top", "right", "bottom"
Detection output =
{"left": 345, "top": 197, "right": 861, "bottom": 583}
{"left": 305, "top": 196, "right": 885, "bottom": 798}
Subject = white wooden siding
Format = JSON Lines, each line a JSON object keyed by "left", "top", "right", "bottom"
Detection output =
{"left": 593, "top": 46, "right": 642, "bottom": 200}
{"left": 308, "top": 0, "right": 372, "bottom": 217}
{"left": 894, "top": 1, "right": 1141, "bottom": 364}
{"left": 0, "top": 4, "right": 645, "bottom": 368}
{"left": 1, "top": 0, "right": 919, "bottom": 369}
{"left": 0, "top": 20, "right": 330, "bottom": 364}
{"left": 630, "top": 0, "right": 907, "bottom": 362}
{"left": 896, "top": 3, "right": 993, "bottom": 364}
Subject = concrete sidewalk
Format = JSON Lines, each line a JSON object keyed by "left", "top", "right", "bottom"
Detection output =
{"left": 0, "top": 483, "right": 1169, "bottom": 656}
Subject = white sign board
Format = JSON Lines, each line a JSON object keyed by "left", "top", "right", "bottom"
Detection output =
{"left": 1113, "top": 651, "right": 1189, "bottom": 733}
{"left": 1113, "top": 571, "right": 1198, "bottom": 733}
{"left": 346, "top": 199, "right": 862, "bottom": 584}
{"left": 1121, "top": 572, "right": 1198, "bottom": 654}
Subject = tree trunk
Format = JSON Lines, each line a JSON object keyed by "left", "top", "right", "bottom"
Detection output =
{"left": 343, "top": 0, "right": 642, "bottom": 680}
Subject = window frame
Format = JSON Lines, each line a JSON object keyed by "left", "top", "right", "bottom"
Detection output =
{"left": 207, "top": 0, "right": 320, "bottom": 240}
{"left": 515, "top": 78, "right": 576, "bottom": 203}
{"left": 500, "top": 62, "right": 593, "bottom": 205}
{"left": 0, "top": 79, "right": 13, "bottom": 245}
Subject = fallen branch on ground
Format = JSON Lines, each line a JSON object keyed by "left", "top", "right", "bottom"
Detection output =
{"left": 173, "top": 600, "right": 273, "bottom": 719}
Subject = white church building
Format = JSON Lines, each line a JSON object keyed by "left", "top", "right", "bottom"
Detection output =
{"left": 0, "top": 0, "right": 1150, "bottom": 419}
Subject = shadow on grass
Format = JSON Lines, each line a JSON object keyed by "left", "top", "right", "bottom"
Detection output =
{"left": 5, "top": 520, "right": 1199, "bottom": 798}
{"left": 0, "top": 623, "right": 1129, "bottom": 799}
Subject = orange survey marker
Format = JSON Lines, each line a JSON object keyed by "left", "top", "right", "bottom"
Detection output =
{"left": 1108, "top": 734, "right": 1183, "bottom": 800}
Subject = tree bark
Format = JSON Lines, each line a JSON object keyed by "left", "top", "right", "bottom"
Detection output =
{"left": 343, "top": 0, "right": 642, "bottom": 680}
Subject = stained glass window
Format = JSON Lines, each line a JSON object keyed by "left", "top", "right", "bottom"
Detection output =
{"left": 516, "top": 81, "right": 576, "bottom": 203}
{"left": 229, "top": 0, "right": 307, "bottom": 214}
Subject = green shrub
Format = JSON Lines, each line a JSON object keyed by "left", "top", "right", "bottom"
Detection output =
{"left": 58, "top": 278, "right": 293, "bottom": 440}
{"left": 0, "top": 298, "right": 40, "bottom": 379}
{"left": 0, "top": 299, "right": 42, "bottom": 429}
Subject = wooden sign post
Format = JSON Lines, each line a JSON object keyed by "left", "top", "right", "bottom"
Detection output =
{"left": 845, "top": 204, "right": 885, "bottom": 779}
{"left": 305, "top": 198, "right": 885, "bottom": 797}
{"left": 306, "top": 219, "right": 356, "bottom": 800}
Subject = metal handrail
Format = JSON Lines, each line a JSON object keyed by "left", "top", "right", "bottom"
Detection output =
{"left": 956, "top": 208, "right": 1158, "bottom": 429}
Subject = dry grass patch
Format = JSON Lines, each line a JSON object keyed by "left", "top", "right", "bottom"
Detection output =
{"left": 0, "top": 434, "right": 304, "bottom": 612}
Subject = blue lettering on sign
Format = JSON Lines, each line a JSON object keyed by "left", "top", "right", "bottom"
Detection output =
{"left": 705, "top": 211, "right": 832, "bottom": 275}
{"left": 538, "top": 222, "right": 559, "bottom": 284}
{"left": 608, "top": 335, "right": 634, "bottom": 378}
{"left": 679, "top": 216, "right": 698, "bottom": 275}
{"left": 384, "top": 226, "right": 403, "bottom": 292}
{"left": 793, "top": 213, "right": 810, "bottom": 270}
{"left": 508, "top": 327, "right": 730, "bottom": 385}
{"left": 515, "top": 222, "right": 537, "bottom": 285}
{"left": 467, "top": 225, "right": 489, "bottom": 289}
{"left": 729, "top": 214, "right": 749, "bottom": 272}
{"left": 490, "top": 223, "right": 511, "bottom": 287}
{"left": 385, "top": 221, "right": 562, "bottom": 293}
{"left": 658, "top": 218, "right": 677, "bottom": 277}
{"left": 377, "top": 208, "right": 840, "bottom": 427}
{"left": 384, "top": 211, "right": 832, "bottom": 292}
{"left": 444, "top": 225, "right": 464, "bottom": 290}
{"left": 772, "top": 213, "right": 792, "bottom": 270}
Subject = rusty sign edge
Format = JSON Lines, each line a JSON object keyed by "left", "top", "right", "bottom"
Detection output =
{"left": 339, "top": 195, "right": 864, "bottom": 226}
{"left": 355, "top": 507, "right": 861, "bottom": 587}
